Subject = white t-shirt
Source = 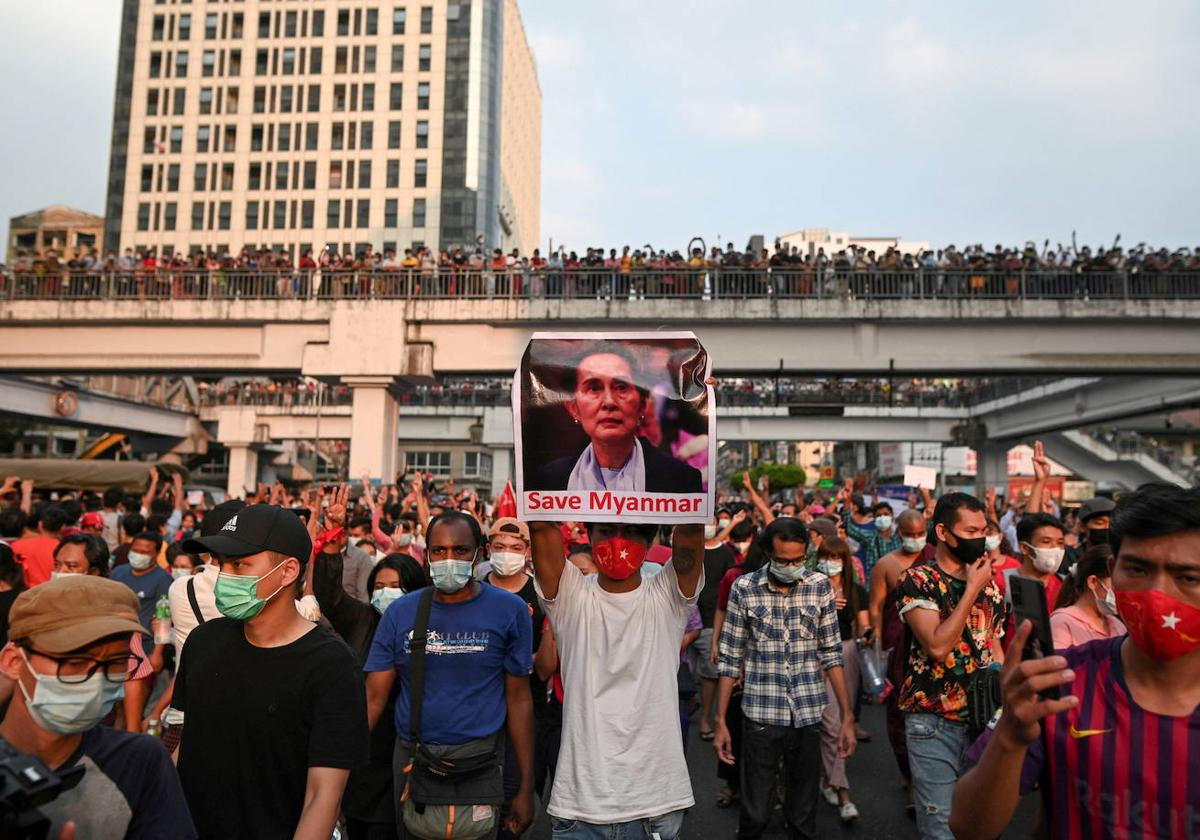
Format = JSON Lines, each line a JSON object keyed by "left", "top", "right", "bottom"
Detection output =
{"left": 168, "top": 564, "right": 222, "bottom": 660}
{"left": 537, "top": 560, "right": 701, "bottom": 822}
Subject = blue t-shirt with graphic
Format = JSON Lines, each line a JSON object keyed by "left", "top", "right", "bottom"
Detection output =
{"left": 365, "top": 584, "right": 533, "bottom": 745}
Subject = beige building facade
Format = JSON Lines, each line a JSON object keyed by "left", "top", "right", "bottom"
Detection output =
{"left": 776, "top": 228, "right": 930, "bottom": 257}
{"left": 103, "top": 0, "right": 541, "bottom": 260}
{"left": 7, "top": 205, "right": 104, "bottom": 265}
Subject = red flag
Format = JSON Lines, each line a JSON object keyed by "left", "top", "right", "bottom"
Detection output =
{"left": 495, "top": 481, "right": 517, "bottom": 519}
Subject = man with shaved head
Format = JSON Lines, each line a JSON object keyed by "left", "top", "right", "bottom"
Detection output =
{"left": 867, "top": 508, "right": 930, "bottom": 813}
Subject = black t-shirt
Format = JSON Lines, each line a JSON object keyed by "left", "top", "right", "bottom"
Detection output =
{"left": 836, "top": 583, "right": 869, "bottom": 641}
{"left": 174, "top": 618, "right": 369, "bottom": 839}
{"left": 698, "top": 545, "right": 735, "bottom": 628}
{"left": 486, "top": 573, "right": 548, "bottom": 715}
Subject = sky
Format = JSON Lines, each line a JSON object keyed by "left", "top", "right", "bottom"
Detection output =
{"left": 2, "top": 0, "right": 1198, "bottom": 255}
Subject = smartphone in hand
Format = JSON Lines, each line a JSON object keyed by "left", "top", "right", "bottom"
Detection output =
{"left": 1009, "top": 575, "right": 1060, "bottom": 699}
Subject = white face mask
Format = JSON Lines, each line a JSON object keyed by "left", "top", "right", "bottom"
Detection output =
{"left": 128, "top": 551, "right": 154, "bottom": 571}
{"left": 704, "top": 525, "right": 719, "bottom": 540}
{"left": 370, "top": 586, "right": 405, "bottom": 614}
{"left": 19, "top": 649, "right": 125, "bottom": 735}
{"left": 734, "top": 540, "right": 752, "bottom": 555}
{"left": 874, "top": 515, "right": 894, "bottom": 532}
{"left": 51, "top": 571, "right": 82, "bottom": 581}
{"left": 984, "top": 534, "right": 1003, "bottom": 553}
{"left": 816, "top": 560, "right": 843, "bottom": 577}
{"left": 489, "top": 550, "right": 527, "bottom": 577}
{"left": 394, "top": 533, "right": 413, "bottom": 548}
{"left": 171, "top": 567, "right": 192, "bottom": 580}
{"left": 1093, "top": 582, "right": 1120, "bottom": 617}
{"left": 1023, "top": 543, "right": 1064, "bottom": 574}
{"left": 901, "top": 537, "right": 926, "bottom": 554}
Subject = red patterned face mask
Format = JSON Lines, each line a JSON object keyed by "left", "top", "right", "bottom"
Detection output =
{"left": 1116, "top": 588, "right": 1200, "bottom": 662}
{"left": 592, "top": 537, "right": 646, "bottom": 581}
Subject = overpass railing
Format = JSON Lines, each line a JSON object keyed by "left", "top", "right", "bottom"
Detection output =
{"left": 3, "top": 268, "right": 1200, "bottom": 302}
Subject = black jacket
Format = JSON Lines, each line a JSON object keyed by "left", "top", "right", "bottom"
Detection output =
{"left": 534, "top": 437, "right": 704, "bottom": 494}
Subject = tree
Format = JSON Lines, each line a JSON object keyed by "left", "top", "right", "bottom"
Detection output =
{"left": 730, "top": 464, "right": 807, "bottom": 493}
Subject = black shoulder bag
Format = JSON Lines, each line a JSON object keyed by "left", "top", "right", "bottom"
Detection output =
{"left": 400, "top": 588, "right": 504, "bottom": 840}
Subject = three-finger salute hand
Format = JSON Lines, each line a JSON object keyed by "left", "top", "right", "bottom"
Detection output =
{"left": 997, "top": 621, "right": 1079, "bottom": 747}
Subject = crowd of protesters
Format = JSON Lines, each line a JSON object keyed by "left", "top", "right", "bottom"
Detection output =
{"left": 0, "top": 442, "right": 1197, "bottom": 839}
{"left": 6, "top": 237, "right": 1200, "bottom": 300}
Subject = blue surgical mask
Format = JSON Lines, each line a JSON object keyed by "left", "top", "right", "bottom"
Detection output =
{"left": 429, "top": 560, "right": 474, "bottom": 593}
{"left": 18, "top": 650, "right": 125, "bottom": 735}
{"left": 370, "top": 586, "right": 405, "bottom": 614}
{"left": 769, "top": 559, "right": 806, "bottom": 584}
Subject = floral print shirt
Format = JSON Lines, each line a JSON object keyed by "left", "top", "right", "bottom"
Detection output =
{"left": 896, "top": 562, "right": 1007, "bottom": 721}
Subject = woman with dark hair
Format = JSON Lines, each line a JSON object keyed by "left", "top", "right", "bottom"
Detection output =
{"left": 815, "top": 537, "right": 868, "bottom": 822}
{"left": 534, "top": 345, "right": 703, "bottom": 494}
{"left": 0, "top": 543, "right": 25, "bottom": 647}
{"left": 312, "top": 549, "right": 424, "bottom": 840}
{"left": 1049, "top": 544, "right": 1125, "bottom": 649}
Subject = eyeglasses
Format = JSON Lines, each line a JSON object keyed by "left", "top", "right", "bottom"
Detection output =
{"left": 426, "top": 545, "right": 479, "bottom": 562}
{"left": 26, "top": 648, "right": 145, "bottom": 684}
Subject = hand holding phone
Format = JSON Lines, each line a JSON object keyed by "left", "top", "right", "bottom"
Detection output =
{"left": 1009, "top": 576, "right": 1059, "bottom": 699}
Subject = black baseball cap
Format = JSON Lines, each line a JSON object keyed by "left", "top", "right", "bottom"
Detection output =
{"left": 183, "top": 504, "right": 312, "bottom": 563}
{"left": 1078, "top": 497, "right": 1115, "bottom": 523}
{"left": 200, "top": 499, "right": 246, "bottom": 537}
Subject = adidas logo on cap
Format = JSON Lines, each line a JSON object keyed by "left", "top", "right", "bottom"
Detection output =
{"left": 221, "top": 515, "right": 239, "bottom": 533}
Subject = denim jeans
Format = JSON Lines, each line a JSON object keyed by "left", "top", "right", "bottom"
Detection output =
{"left": 549, "top": 809, "right": 685, "bottom": 840}
{"left": 739, "top": 720, "right": 822, "bottom": 840}
{"left": 904, "top": 713, "right": 970, "bottom": 840}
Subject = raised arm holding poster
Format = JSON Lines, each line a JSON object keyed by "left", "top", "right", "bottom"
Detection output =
{"left": 514, "top": 331, "right": 715, "bottom": 523}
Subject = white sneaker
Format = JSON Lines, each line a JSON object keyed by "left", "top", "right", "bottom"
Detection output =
{"left": 822, "top": 787, "right": 840, "bottom": 807}
{"left": 840, "top": 801, "right": 860, "bottom": 822}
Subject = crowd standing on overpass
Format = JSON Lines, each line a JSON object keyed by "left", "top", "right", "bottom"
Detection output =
{"left": 5, "top": 237, "right": 1200, "bottom": 300}
{"left": 0, "top": 450, "right": 1197, "bottom": 839}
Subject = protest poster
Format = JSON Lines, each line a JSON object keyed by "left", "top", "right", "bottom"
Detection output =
{"left": 513, "top": 331, "right": 715, "bottom": 523}
{"left": 903, "top": 464, "right": 938, "bottom": 490}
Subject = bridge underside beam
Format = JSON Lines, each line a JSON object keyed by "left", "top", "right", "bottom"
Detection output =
{"left": 0, "top": 375, "right": 197, "bottom": 438}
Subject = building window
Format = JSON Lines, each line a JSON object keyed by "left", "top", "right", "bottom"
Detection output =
{"left": 202, "top": 50, "right": 215, "bottom": 76}
{"left": 282, "top": 48, "right": 295, "bottom": 74}
{"left": 329, "top": 161, "right": 343, "bottom": 188}
{"left": 392, "top": 8, "right": 406, "bottom": 35}
{"left": 307, "top": 84, "right": 321, "bottom": 112}
{"left": 194, "top": 163, "right": 207, "bottom": 191}
{"left": 331, "top": 123, "right": 344, "bottom": 151}
{"left": 464, "top": 452, "right": 493, "bottom": 478}
{"left": 386, "top": 159, "right": 400, "bottom": 188}
{"left": 360, "top": 122, "right": 374, "bottom": 150}
{"left": 146, "top": 89, "right": 159, "bottom": 116}
{"left": 387, "top": 121, "right": 402, "bottom": 149}
{"left": 285, "top": 11, "right": 297, "bottom": 37}
{"left": 152, "top": 15, "right": 165, "bottom": 40}
{"left": 359, "top": 159, "right": 372, "bottom": 188}
{"left": 334, "top": 84, "right": 347, "bottom": 112}
{"left": 391, "top": 45, "right": 404, "bottom": 73}
{"left": 258, "top": 11, "right": 271, "bottom": 38}
{"left": 418, "top": 44, "right": 431, "bottom": 72}
{"left": 274, "top": 201, "right": 287, "bottom": 229}
{"left": 166, "top": 163, "right": 180, "bottom": 191}
{"left": 223, "top": 124, "right": 237, "bottom": 152}
{"left": 406, "top": 450, "right": 450, "bottom": 475}
{"left": 196, "top": 125, "right": 211, "bottom": 152}
{"left": 218, "top": 201, "right": 231, "bottom": 230}
{"left": 248, "top": 163, "right": 261, "bottom": 190}
{"left": 137, "top": 203, "right": 151, "bottom": 231}
{"left": 310, "top": 47, "right": 323, "bottom": 74}
{"left": 227, "top": 86, "right": 239, "bottom": 114}
{"left": 245, "top": 201, "right": 259, "bottom": 230}
{"left": 365, "top": 8, "right": 378, "bottom": 35}
{"left": 149, "top": 52, "right": 162, "bottom": 78}
{"left": 173, "top": 87, "right": 187, "bottom": 115}
{"left": 191, "top": 201, "right": 205, "bottom": 230}
{"left": 364, "top": 45, "right": 376, "bottom": 73}
{"left": 384, "top": 198, "right": 398, "bottom": 227}
{"left": 228, "top": 49, "right": 241, "bottom": 75}
{"left": 276, "top": 164, "right": 288, "bottom": 190}
{"left": 417, "top": 82, "right": 429, "bottom": 109}
{"left": 178, "top": 14, "right": 191, "bottom": 40}
{"left": 205, "top": 13, "right": 218, "bottom": 39}
{"left": 414, "top": 159, "right": 427, "bottom": 188}
{"left": 175, "top": 51, "right": 188, "bottom": 77}
{"left": 337, "top": 9, "right": 350, "bottom": 36}
{"left": 389, "top": 83, "right": 403, "bottom": 110}
{"left": 335, "top": 46, "right": 348, "bottom": 74}
{"left": 362, "top": 83, "right": 375, "bottom": 111}
{"left": 169, "top": 126, "right": 183, "bottom": 152}
{"left": 327, "top": 199, "right": 341, "bottom": 229}
{"left": 301, "top": 200, "right": 315, "bottom": 229}
{"left": 199, "top": 87, "right": 213, "bottom": 113}
{"left": 221, "top": 163, "right": 234, "bottom": 190}
{"left": 356, "top": 200, "right": 370, "bottom": 228}
{"left": 312, "top": 10, "right": 324, "bottom": 37}
{"left": 278, "top": 123, "right": 291, "bottom": 151}
{"left": 413, "top": 198, "right": 426, "bottom": 228}
{"left": 280, "top": 85, "right": 293, "bottom": 113}
{"left": 303, "top": 161, "right": 317, "bottom": 188}
{"left": 305, "top": 122, "right": 319, "bottom": 151}
{"left": 416, "top": 120, "right": 428, "bottom": 148}
{"left": 251, "top": 124, "right": 263, "bottom": 151}
{"left": 163, "top": 202, "right": 177, "bottom": 231}
{"left": 420, "top": 6, "right": 433, "bottom": 34}
{"left": 140, "top": 165, "right": 153, "bottom": 192}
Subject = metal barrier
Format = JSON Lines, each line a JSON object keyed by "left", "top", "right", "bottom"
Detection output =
{"left": 4, "top": 268, "right": 1200, "bottom": 302}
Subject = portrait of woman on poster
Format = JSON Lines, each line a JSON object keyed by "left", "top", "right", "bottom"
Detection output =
{"left": 534, "top": 345, "right": 704, "bottom": 494}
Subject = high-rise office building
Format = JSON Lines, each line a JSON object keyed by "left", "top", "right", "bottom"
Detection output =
{"left": 103, "top": 0, "right": 541, "bottom": 259}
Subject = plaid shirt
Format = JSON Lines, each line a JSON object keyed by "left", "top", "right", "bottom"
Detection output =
{"left": 717, "top": 567, "right": 843, "bottom": 728}
{"left": 845, "top": 517, "right": 901, "bottom": 582}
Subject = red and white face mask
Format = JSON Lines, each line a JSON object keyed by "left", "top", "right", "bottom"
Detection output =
{"left": 592, "top": 537, "right": 646, "bottom": 581}
{"left": 1116, "top": 588, "right": 1200, "bottom": 662}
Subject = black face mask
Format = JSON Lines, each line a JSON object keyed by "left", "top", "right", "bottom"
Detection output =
{"left": 1087, "top": 528, "right": 1110, "bottom": 547}
{"left": 944, "top": 531, "right": 987, "bottom": 565}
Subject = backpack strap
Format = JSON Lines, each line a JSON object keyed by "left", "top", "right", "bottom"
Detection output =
{"left": 187, "top": 577, "right": 206, "bottom": 626}
{"left": 408, "top": 588, "right": 436, "bottom": 744}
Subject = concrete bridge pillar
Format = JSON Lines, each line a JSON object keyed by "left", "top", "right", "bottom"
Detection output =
{"left": 226, "top": 444, "right": 260, "bottom": 500}
{"left": 974, "top": 439, "right": 1010, "bottom": 500}
{"left": 345, "top": 377, "right": 399, "bottom": 481}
